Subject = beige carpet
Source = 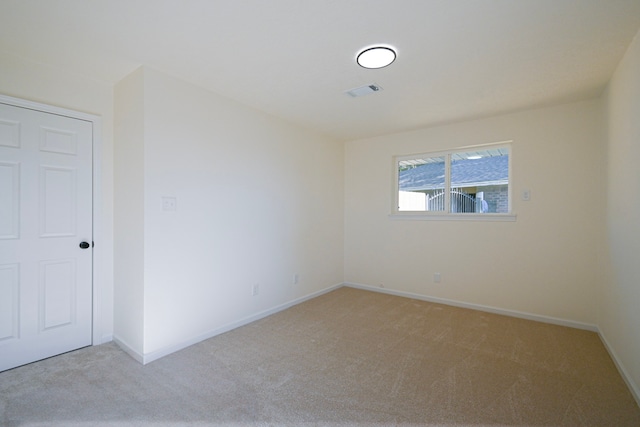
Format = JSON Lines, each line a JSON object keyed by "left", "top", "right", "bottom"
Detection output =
{"left": 1, "top": 287, "right": 639, "bottom": 426}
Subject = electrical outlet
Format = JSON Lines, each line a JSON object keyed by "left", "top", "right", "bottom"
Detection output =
{"left": 434, "top": 273, "right": 442, "bottom": 283}
{"left": 293, "top": 273, "right": 299, "bottom": 285}
{"left": 252, "top": 283, "right": 259, "bottom": 296}
{"left": 161, "top": 196, "right": 177, "bottom": 211}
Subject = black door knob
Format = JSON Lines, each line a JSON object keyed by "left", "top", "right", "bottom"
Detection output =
{"left": 79, "top": 241, "right": 91, "bottom": 249}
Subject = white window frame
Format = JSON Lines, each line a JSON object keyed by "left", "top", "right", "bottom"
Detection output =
{"left": 390, "top": 141, "right": 516, "bottom": 221}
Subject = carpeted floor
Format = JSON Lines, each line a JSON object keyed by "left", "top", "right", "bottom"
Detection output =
{"left": 1, "top": 287, "right": 639, "bottom": 426}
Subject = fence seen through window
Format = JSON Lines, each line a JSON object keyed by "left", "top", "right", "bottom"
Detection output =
{"left": 397, "top": 145, "right": 510, "bottom": 214}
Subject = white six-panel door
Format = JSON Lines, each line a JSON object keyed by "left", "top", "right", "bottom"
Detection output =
{"left": 0, "top": 102, "right": 93, "bottom": 371}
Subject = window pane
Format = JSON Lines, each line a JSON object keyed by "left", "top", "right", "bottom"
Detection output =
{"left": 450, "top": 149, "right": 509, "bottom": 213}
{"left": 398, "top": 156, "right": 445, "bottom": 211}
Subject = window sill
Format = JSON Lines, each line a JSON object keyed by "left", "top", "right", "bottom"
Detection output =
{"left": 389, "top": 213, "right": 517, "bottom": 222}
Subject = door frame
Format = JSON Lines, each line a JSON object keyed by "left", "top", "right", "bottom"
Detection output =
{"left": 0, "top": 93, "right": 104, "bottom": 347}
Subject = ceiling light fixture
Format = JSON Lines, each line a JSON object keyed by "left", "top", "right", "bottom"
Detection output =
{"left": 357, "top": 46, "right": 396, "bottom": 69}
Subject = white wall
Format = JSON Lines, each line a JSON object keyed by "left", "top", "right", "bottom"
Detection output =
{"left": 601, "top": 30, "right": 640, "bottom": 399}
{"left": 345, "top": 99, "right": 603, "bottom": 325}
{"left": 115, "top": 67, "right": 344, "bottom": 359}
{"left": 0, "top": 49, "right": 114, "bottom": 344}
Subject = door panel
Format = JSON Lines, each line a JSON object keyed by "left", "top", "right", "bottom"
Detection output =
{"left": 40, "top": 259, "right": 76, "bottom": 330}
{"left": 0, "top": 263, "right": 19, "bottom": 341}
{"left": 0, "top": 162, "right": 20, "bottom": 239}
{"left": 0, "top": 102, "right": 92, "bottom": 372}
{"left": 0, "top": 118, "right": 20, "bottom": 148}
{"left": 40, "top": 166, "right": 77, "bottom": 237}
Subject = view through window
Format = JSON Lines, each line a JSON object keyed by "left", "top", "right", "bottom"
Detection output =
{"left": 396, "top": 144, "right": 510, "bottom": 214}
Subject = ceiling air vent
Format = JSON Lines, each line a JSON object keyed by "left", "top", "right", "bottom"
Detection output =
{"left": 345, "top": 84, "right": 383, "bottom": 98}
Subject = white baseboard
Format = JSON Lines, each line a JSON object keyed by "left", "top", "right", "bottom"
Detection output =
{"left": 112, "top": 336, "right": 144, "bottom": 364}
{"left": 343, "top": 282, "right": 598, "bottom": 332}
{"left": 598, "top": 331, "right": 640, "bottom": 407}
{"left": 139, "top": 283, "right": 344, "bottom": 365}
{"left": 100, "top": 334, "right": 113, "bottom": 344}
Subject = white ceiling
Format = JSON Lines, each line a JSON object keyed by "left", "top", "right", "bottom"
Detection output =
{"left": 2, "top": 0, "right": 640, "bottom": 141}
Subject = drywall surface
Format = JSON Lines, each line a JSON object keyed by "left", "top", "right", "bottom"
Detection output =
{"left": 344, "top": 99, "right": 603, "bottom": 325}
{"left": 122, "top": 67, "right": 344, "bottom": 356}
{"left": 602, "top": 30, "right": 640, "bottom": 397}
{"left": 113, "top": 68, "right": 145, "bottom": 355}
{"left": 0, "top": 49, "right": 114, "bottom": 343}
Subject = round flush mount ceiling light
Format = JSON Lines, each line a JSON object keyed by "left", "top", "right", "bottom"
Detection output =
{"left": 356, "top": 46, "right": 396, "bottom": 69}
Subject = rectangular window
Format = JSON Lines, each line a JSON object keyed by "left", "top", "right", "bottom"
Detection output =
{"left": 394, "top": 142, "right": 513, "bottom": 219}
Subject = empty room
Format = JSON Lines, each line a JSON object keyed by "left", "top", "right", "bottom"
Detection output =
{"left": 1, "top": 0, "right": 640, "bottom": 425}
